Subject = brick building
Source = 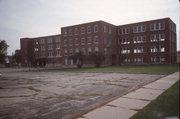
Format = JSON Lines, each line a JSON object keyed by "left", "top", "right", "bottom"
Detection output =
{"left": 20, "top": 18, "right": 177, "bottom": 67}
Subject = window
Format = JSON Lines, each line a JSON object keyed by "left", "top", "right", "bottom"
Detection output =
{"left": 134, "top": 47, "right": 144, "bottom": 53}
{"left": 35, "top": 41, "right": 39, "bottom": 45}
{"left": 69, "top": 29, "right": 72, "bottom": 36}
{"left": 56, "top": 51, "right": 61, "bottom": 57}
{"left": 34, "top": 48, "right": 39, "bottom": 51}
{"left": 47, "top": 38, "right": 52, "bottom": 43}
{"left": 121, "top": 48, "right": 130, "bottom": 54}
{"left": 94, "top": 25, "right": 98, "bottom": 32}
{"left": 109, "top": 27, "right": 112, "bottom": 34}
{"left": 48, "top": 45, "right": 53, "bottom": 50}
{"left": 40, "top": 39, "right": 45, "bottom": 44}
{"left": 87, "top": 26, "right": 91, "bottom": 33}
{"left": 69, "top": 49, "right": 73, "bottom": 56}
{"left": 87, "top": 37, "right": 92, "bottom": 44}
{"left": 121, "top": 38, "right": 130, "bottom": 44}
{"left": 95, "top": 47, "right": 99, "bottom": 52}
{"left": 104, "top": 38, "right": 107, "bottom": 44}
{"left": 150, "top": 46, "right": 165, "bottom": 52}
{"left": 63, "top": 30, "right": 68, "bottom": 36}
{"left": 150, "top": 34, "right": 165, "bottom": 42}
{"left": 94, "top": 36, "right": 99, "bottom": 44}
{"left": 41, "top": 46, "right": 46, "bottom": 51}
{"left": 56, "top": 44, "right": 60, "bottom": 49}
{"left": 81, "top": 48, "right": 86, "bottom": 54}
{"left": 55, "top": 37, "right": 60, "bottom": 42}
{"left": 75, "top": 48, "right": 79, "bottom": 53}
{"left": 119, "top": 27, "right": 130, "bottom": 34}
{"left": 103, "top": 26, "right": 107, "bottom": 32}
{"left": 133, "top": 36, "right": 146, "bottom": 43}
{"left": 123, "top": 58, "right": 131, "bottom": 63}
{"left": 133, "top": 25, "right": 146, "bottom": 33}
{"left": 150, "top": 22, "right": 165, "bottom": 31}
{"left": 134, "top": 57, "right": 145, "bottom": 63}
{"left": 48, "top": 52, "right": 53, "bottom": 57}
{"left": 81, "top": 27, "right": 85, "bottom": 34}
{"left": 81, "top": 38, "right": 85, "bottom": 45}
{"left": 151, "top": 56, "right": 165, "bottom": 63}
{"left": 88, "top": 47, "right": 92, "bottom": 54}
{"left": 69, "top": 39, "right": 73, "bottom": 46}
{"left": 64, "top": 39, "right": 68, "bottom": 46}
{"left": 75, "top": 38, "right": 79, "bottom": 45}
{"left": 64, "top": 49, "right": 68, "bottom": 56}
{"left": 74, "top": 28, "right": 79, "bottom": 35}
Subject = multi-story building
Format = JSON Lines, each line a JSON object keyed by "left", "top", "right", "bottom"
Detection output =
{"left": 21, "top": 34, "right": 61, "bottom": 66}
{"left": 20, "top": 18, "right": 177, "bottom": 67}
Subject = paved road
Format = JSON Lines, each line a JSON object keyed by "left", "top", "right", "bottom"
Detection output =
{"left": 0, "top": 69, "right": 164, "bottom": 119}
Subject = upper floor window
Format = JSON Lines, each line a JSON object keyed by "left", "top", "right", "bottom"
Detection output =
{"left": 81, "top": 38, "right": 85, "bottom": 45}
{"left": 119, "top": 27, "right": 130, "bottom": 34}
{"left": 55, "top": 37, "right": 61, "bottom": 42}
{"left": 34, "top": 48, "right": 39, "bottom": 51}
{"left": 56, "top": 44, "right": 60, "bottom": 49}
{"left": 69, "top": 39, "right": 73, "bottom": 46}
{"left": 48, "top": 45, "right": 53, "bottom": 50}
{"left": 121, "top": 48, "right": 130, "bottom": 54}
{"left": 94, "top": 36, "right": 99, "bottom": 44}
{"left": 75, "top": 38, "right": 79, "bottom": 45}
{"left": 133, "top": 36, "right": 146, "bottom": 43}
{"left": 47, "top": 38, "right": 52, "bottom": 43}
{"left": 103, "top": 26, "right": 107, "bottom": 32}
{"left": 134, "top": 47, "right": 144, "bottom": 53}
{"left": 56, "top": 51, "right": 61, "bottom": 57}
{"left": 74, "top": 28, "right": 79, "bottom": 35}
{"left": 81, "top": 27, "right": 85, "bottom": 34}
{"left": 75, "top": 48, "right": 79, "bottom": 53}
{"left": 63, "top": 30, "right": 68, "bottom": 36}
{"left": 150, "top": 22, "right": 165, "bottom": 31}
{"left": 87, "top": 37, "right": 92, "bottom": 44}
{"left": 109, "top": 27, "right": 112, "bottom": 34}
{"left": 41, "top": 46, "right": 46, "bottom": 51}
{"left": 69, "top": 29, "right": 73, "bottom": 36}
{"left": 64, "top": 39, "right": 68, "bottom": 46}
{"left": 133, "top": 25, "right": 146, "bottom": 33}
{"left": 94, "top": 25, "right": 98, "bottom": 32}
{"left": 150, "top": 46, "right": 165, "bottom": 53}
{"left": 120, "top": 38, "right": 130, "bottom": 44}
{"left": 87, "top": 26, "right": 91, "bottom": 34}
{"left": 40, "top": 39, "right": 45, "bottom": 44}
{"left": 150, "top": 34, "right": 165, "bottom": 42}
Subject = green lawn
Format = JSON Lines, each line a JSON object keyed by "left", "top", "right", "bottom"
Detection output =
{"left": 130, "top": 80, "right": 179, "bottom": 119}
{"left": 42, "top": 64, "right": 179, "bottom": 74}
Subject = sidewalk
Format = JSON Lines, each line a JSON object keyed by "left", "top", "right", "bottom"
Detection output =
{"left": 77, "top": 71, "right": 179, "bottom": 119}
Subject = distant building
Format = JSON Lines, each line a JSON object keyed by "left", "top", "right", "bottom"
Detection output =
{"left": 20, "top": 18, "right": 177, "bottom": 67}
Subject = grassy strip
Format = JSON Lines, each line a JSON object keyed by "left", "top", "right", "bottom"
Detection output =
{"left": 130, "top": 80, "right": 179, "bottom": 119}
{"left": 41, "top": 64, "right": 178, "bottom": 74}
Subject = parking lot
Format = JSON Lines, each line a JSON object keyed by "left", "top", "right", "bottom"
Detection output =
{"left": 0, "top": 68, "right": 164, "bottom": 119}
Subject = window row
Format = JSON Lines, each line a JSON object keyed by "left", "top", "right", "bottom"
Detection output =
{"left": 64, "top": 36, "right": 99, "bottom": 46}
{"left": 120, "top": 46, "right": 165, "bottom": 54}
{"left": 118, "top": 34, "right": 165, "bottom": 44}
{"left": 34, "top": 51, "right": 61, "bottom": 58}
{"left": 122, "top": 56, "right": 165, "bottom": 63}
{"left": 35, "top": 37, "right": 61, "bottom": 45}
{"left": 34, "top": 44, "right": 61, "bottom": 51}
{"left": 118, "top": 22, "right": 165, "bottom": 35}
{"left": 64, "top": 47, "right": 99, "bottom": 56}
{"left": 63, "top": 25, "right": 99, "bottom": 36}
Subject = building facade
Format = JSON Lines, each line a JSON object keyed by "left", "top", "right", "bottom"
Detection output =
{"left": 20, "top": 18, "right": 177, "bottom": 66}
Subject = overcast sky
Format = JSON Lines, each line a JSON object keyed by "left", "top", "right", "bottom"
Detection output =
{"left": 0, "top": 0, "right": 179, "bottom": 55}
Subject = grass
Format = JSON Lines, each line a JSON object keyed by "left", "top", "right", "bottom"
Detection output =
{"left": 130, "top": 80, "right": 179, "bottom": 119}
{"left": 40, "top": 64, "right": 179, "bottom": 74}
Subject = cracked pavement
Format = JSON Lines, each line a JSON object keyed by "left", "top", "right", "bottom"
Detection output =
{"left": 0, "top": 68, "right": 164, "bottom": 119}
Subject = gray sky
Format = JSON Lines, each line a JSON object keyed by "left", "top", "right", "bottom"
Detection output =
{"left": 0, "top": 0, "right": 179, "bottom": 55}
